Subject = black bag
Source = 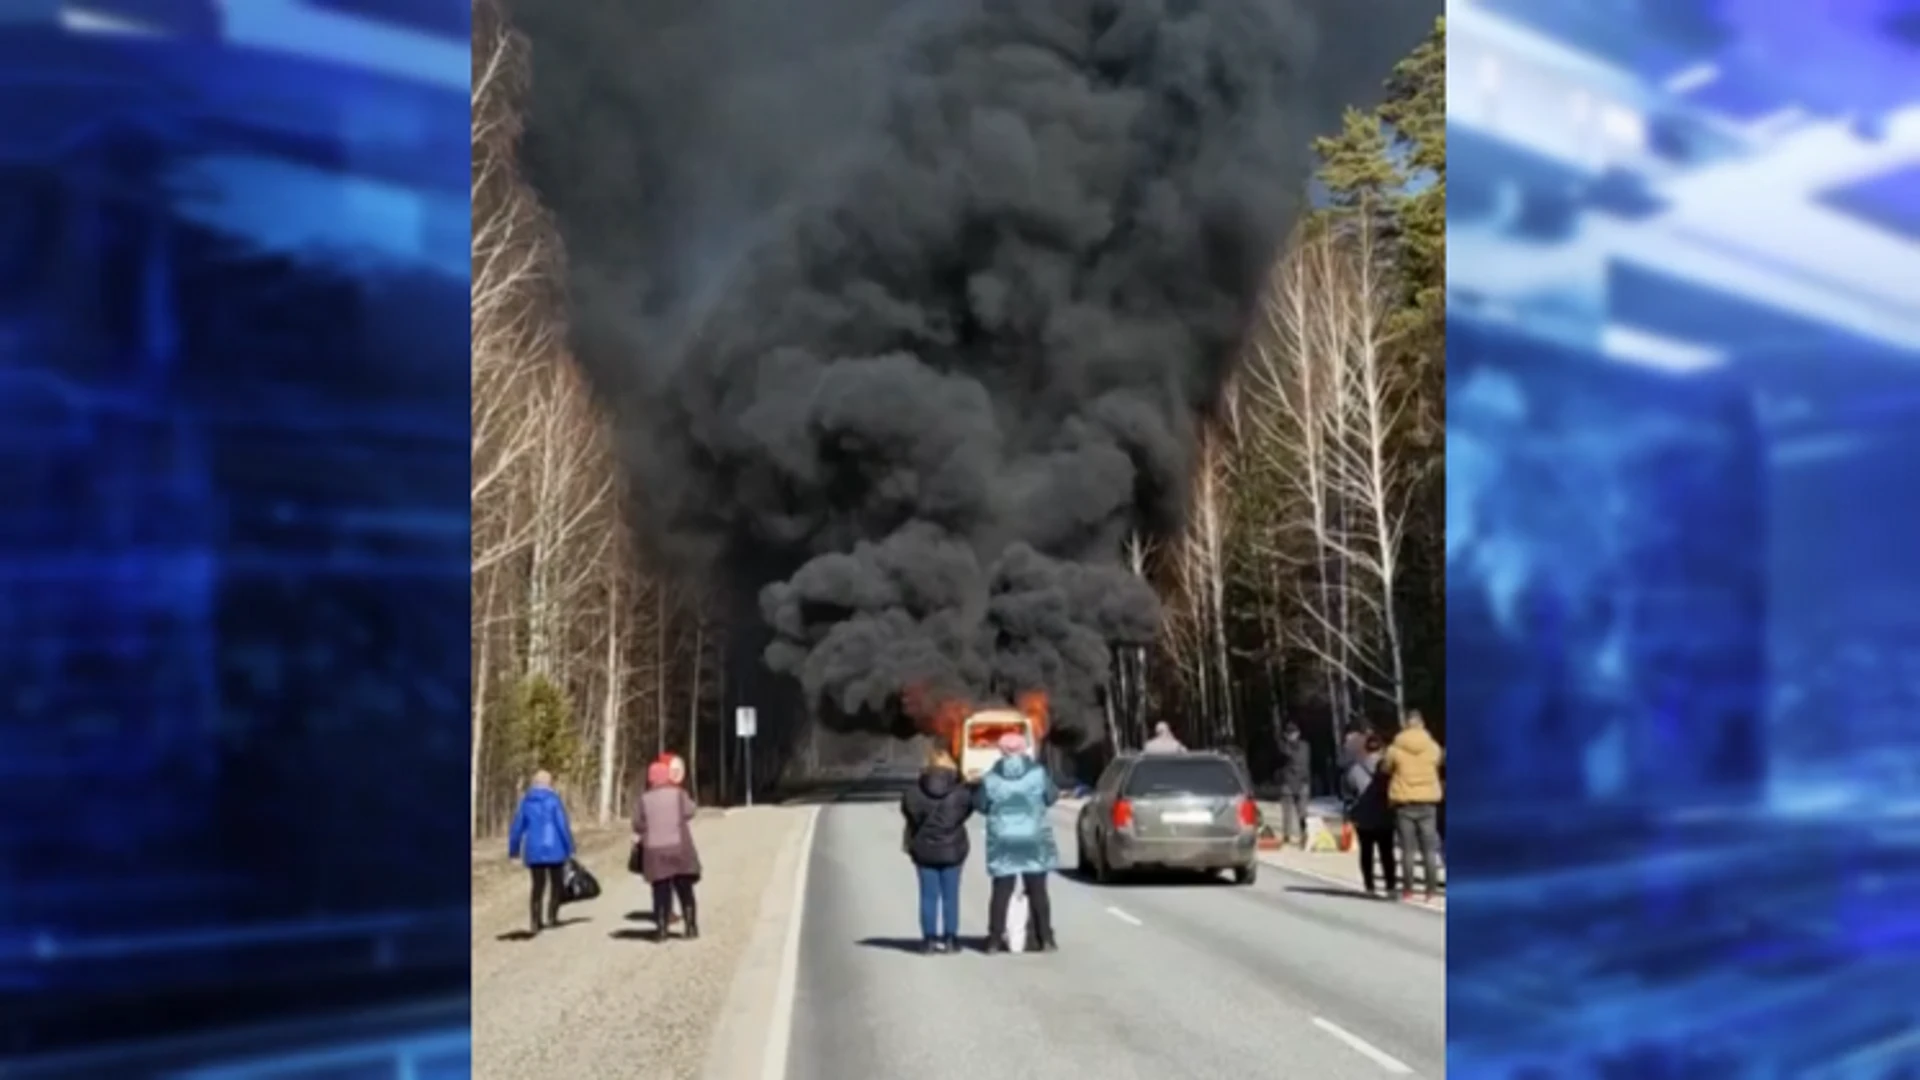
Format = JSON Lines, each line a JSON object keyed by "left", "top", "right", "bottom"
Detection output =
{"left": 627, "top": 842, "right": 644, "bottom": 876}
{"left": 562, "top": 857, "right": 601, "bottom": 903}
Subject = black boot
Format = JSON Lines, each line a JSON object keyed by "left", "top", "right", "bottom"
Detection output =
{"left": 984, "top": 934, "right": 1007, "bottom": 954}
{"left": 1038, "top": 928, "right": 1058, "bottom": 952}
{"left": 920, "top": 937, "right": 938, "bottom": 955}
{"left": 684, "top": 906, "right": 700, "bottom": 940}
{"left": 944, "top": 935, "right": 961, "bottom": 954}
{"left": 529, "top": 903, "right": 542, "bottom": 936}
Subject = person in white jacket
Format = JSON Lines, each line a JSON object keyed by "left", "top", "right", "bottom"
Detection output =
{"left": 1142, "top": 722, "right": 1186, "bottom": 754}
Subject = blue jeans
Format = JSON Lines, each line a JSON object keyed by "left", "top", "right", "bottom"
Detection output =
{"left": 916, "top": 864, "right": 962, "bottom": 939}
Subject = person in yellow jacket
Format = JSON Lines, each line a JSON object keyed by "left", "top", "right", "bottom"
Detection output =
{"left": 1382, "top": 710, "right": 1444, "bottom": 904}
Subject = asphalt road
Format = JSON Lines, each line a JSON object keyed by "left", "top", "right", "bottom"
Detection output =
{"left": 785, "top": 799, "right": 1445, "bottom": 1079}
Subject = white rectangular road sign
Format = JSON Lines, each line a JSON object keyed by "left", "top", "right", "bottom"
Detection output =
{"left": 735, "top": 706, "right": 757, "bottom": 738}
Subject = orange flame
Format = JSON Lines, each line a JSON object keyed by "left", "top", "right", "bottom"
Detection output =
{"left": 935, "top": 699, "right": 970, "bottom": 755}
{"left": 1017, "top": 690, "right": 1050, "bottom": 741}
{"left": 903, "top": 683, "right": 974, "bottom": 758}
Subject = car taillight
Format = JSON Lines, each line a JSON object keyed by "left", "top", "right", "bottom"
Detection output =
{"left": 1112, "top": 798, "right": 1134, "bottom": 829}
{"left": 1237, "top": 797, "right": 1258, "bottom": 828}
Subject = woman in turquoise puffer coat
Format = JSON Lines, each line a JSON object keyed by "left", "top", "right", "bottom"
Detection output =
{"left": 975, "top": 733, "right": 1059, "bottom": 953}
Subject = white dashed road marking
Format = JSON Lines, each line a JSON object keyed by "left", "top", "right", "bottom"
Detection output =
{"left": 1104, "top": 906, "right": 1143, "bottom": 926}
{"left": 1311, "top": 1017, "right": 1413, "bottom": 1074}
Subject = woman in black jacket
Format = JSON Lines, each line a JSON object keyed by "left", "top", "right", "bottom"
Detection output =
{"left": 901, "top": 747, "right": 974, "bottom": 953}
{"left": 1345, "top": 734, "right": 1399, "bottom": 897}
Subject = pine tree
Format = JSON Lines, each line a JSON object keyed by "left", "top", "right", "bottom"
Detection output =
{"left": 512, "top": 675, "right": 579, "bottom": 781}
{"left": 1378, "top": 18, "right": 1445, "bottom": 372}
{"left": 1313, "top": 107, "right": 1400, "bottom": 214}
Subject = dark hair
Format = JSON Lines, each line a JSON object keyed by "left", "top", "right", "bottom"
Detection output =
{"left": 1364, "top": 734, "right": 1385, "bottom": 753}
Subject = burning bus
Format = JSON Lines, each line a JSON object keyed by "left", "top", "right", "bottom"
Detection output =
{"left": 943, "top": 692, "right": 1049, "bottom": 782}
{"left": 954, "top": 708, "right": 1033, "bottom": 781}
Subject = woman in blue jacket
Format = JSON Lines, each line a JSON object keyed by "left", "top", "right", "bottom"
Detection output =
{"left": 508, "top": 770, "right": 577, "bottom": 935}
{"left": 976, "top": 733, "right": 1060, "bottom": 953}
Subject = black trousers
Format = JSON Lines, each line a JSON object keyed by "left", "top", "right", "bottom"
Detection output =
{"left": 651, "top": 875, "right": 699, "bottom": 926}
{"left": 528, "top": 863, "right": 565, "bottom": 928}
{"left": 987, "top": 873, "right": 1052, "bottom": 941}
{"left": 1356, "top": 828, "right": 1397, "bottom": 894}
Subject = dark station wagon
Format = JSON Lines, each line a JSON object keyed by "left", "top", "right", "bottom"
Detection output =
{"left": 1075, "top": 751, "right": 1262, "bottom": 885}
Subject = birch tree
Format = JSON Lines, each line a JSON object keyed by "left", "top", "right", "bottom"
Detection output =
{"left": 472, "top": 0, "right": 555, "bottom": 543}
{"left": 1244, "top": 230, "right": 1356, "bottom": 716}
{"left": 471, "top": 0, "right": 546, "bottom": 839}
{"left": 1107, "top": 533, "right": 1155, "bottom": 749}
{"left": 1326, "top": 207, "right": 1410, "bottom": 715}
{"left": 1170, "top": 428, "right": 1238, "bottom": 748}
{"left": 1239, "top": 222, "right": 1409, "bottom": 727}
{"left": 519, "top": 361, "right": 616, "bottom": 677}
{"left": 472, "top": 0, "right": 667, "bottom": 831}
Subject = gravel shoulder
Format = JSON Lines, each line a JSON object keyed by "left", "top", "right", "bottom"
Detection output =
{"left": 472, "top": 807, "right": 810, "bottom": 1080}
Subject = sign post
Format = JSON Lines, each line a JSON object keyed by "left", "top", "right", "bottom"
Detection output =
{"left": 735, "top": 706, "right": 758, "bottom": 806}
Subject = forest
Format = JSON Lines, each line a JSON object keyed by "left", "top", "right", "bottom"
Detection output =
{"left": 470, "top": 1, "right": 1445, "bottom": 837}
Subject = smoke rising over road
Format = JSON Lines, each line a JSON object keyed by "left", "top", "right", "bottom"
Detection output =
{"left": 509, "top": 0, "right": 1436, "bottom": 746}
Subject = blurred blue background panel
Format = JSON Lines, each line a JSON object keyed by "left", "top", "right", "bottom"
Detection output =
{"left": 0, "top": 2, "right": 470, "bottom": 1076}
{"left": 1449, "top": 0, "right": 1920, "bottom": 1074}
{"left": 307, "top": 0, "right": 468, "bottom": 40}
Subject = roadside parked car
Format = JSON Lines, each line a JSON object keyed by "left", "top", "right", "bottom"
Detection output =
{"left": 1075, "top": 751, "right": 1261, "bottom": 885}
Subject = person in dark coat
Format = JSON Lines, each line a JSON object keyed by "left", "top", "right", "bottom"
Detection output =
{"left": 508, "top": 770, "right": 577, "bottom": 935}
{"left": 1276, "top": 725, "right": 1313, "bottom": 848}
{"left": 901, "top": 746, "right": 974, "bottom": 954}
{"left": 633, "top": 760, "right": 703, "bottom": 940}
{"left": 1345, "top": 735, "right": 1398, "bottom": 897}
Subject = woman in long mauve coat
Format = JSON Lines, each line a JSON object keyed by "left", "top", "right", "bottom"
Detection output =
{"left": 633, "top": 761, "right": 703, "bottom": 940}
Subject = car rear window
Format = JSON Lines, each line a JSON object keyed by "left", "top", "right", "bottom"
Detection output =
{"left": 1124, "top": 757, "right": 1244, "bottom": 797}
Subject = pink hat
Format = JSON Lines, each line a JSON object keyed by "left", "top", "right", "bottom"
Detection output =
{"left": 998, "top": 732, "right": 1028, "bottom": 756}
{"left": 646, "top": 761, "right": 672, "bottom": 787}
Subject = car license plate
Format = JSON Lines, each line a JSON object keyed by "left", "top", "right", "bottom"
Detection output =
{"left": 1160, "top": 810, "right": 1211, "bottom": 825}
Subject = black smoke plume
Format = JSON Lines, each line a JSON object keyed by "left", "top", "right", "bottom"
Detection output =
{"left": 508, "top": 0, "right": 1437, "bottom": 747}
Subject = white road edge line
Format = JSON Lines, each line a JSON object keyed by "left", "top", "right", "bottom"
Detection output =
{"left": 1104, "top": 906, "right": 1143, "bottom": 926}
{"left": 1311, "top": 1017, "right": 1413, "bottom": 1075}
{"left": 762, "top": 806, "right": 821, "bottom": 1080}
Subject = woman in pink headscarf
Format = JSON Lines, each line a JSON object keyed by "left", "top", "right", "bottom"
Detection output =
{"left": 973, "top": 731, "right": 1060, "bottom": 952}
{"left": 633, "top": 759, "right": 702, "bottom": 940}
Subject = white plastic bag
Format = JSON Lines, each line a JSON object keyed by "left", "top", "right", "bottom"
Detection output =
{"left": 1007, "top": 886, "right": 1029, "bottom": 954}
